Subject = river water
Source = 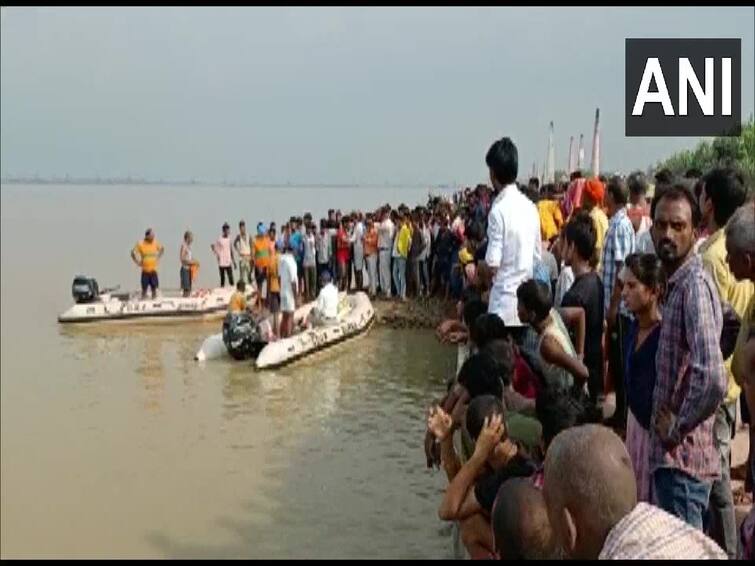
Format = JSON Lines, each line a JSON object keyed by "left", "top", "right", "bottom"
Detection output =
{"left": 0, "top": 184, "right": 460, "bottom": 558}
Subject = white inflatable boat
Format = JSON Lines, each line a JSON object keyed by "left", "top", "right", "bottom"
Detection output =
{"left": 58, "top": 276, "right": 256, "bottom": 324}
{"left": 255, "top": 291, "right": 374, "bottom": 370}
{"left": 194, "top": 297, "right": 318, "bottom": 361}
{"left": 194, "top": 292, "right": 375, "bottom": 368}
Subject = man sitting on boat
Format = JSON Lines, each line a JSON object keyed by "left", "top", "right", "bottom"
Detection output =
{"left": 308, "top": 270, "right": 339, "bottom": 328}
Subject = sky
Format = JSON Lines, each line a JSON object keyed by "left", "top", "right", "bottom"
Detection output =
{"left": 1, "top": 6, "right": 753, "bottom": 185}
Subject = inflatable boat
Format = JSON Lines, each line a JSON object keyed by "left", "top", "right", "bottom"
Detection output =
{"left": 255, "top": 291, "right": 374, "bottom": 370}
{"left": 194, "top": 296, "right": 321, "bottom": 361}
{"left": 58, "top": 275, "right": 255, "bottom": 324}
{"left": 194, "top": 292, "right": 375, "bottom": 369}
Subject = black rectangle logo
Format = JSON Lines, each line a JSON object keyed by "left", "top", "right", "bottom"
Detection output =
{"left": 625, "top": 38, "right": 741, "bottom": 137}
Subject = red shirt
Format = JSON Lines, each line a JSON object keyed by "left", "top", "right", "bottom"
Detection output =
{"left": 336, "top": 228, "right": 351, "bottom": 263}
{"left": 513, "top": 352, "right": 540, "bottom": 399}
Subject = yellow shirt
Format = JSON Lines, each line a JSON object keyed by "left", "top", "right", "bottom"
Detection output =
{"left": 589, "top": 207, "right": 609, "bottom": 270}
{"left": 397, "top": 224, "right": 412, "bottom": 258}
{"left": 459, "top": 247, "right": 474, "bottom": 265}
{"left": 700, "top": 228, "right": 755, "bottom": 400}
{"left": 732, "top": 294, "right": 755, "bottom": 388}
{"left": 134, "top": 239, "right": 162, "bottom": 273}
{"left": 537, "top": 200, "right": 564, "bottom": 242}
{"left": 228, "top": 291, "right": 247, "bottom": 313}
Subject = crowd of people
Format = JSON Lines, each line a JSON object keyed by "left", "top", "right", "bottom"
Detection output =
{"left": 127, "top": 134, "right": 755, "bottom": 559}
{"left": 423, "top": 136, "right": 755, "bottom": 559}
{"left": 129, "top": 177, "right": 499, "bottom": 335}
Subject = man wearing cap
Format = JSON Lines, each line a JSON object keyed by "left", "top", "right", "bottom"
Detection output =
{"left": 131, "top": 228, "right": 165, "bottom": 299}
{"left": 211, "top": 222, "right": 236, "bottom": 288}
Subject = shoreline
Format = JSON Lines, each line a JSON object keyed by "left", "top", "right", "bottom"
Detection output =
{"left": 371, "top": 295, "right": 457, "bottom": 329}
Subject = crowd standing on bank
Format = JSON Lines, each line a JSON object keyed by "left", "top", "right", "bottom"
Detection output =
{"left": 423, "top": 137, "right": 754, "bottom": 559}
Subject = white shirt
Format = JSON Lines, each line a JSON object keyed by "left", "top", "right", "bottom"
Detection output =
{"left": 180, "top": 242, "right": 192, "bottom": 265}
{"left": 235, "top": 233, "right": 252, "bottom": 256}
{"left": 554, "top": 264, "right": 575, "bottom": 307}
{"left": 599, "top": 503, "right": 727, "bottom": 559}
{"left": 378, "top": 218, "right": 394, "bottom": 250}
{"left": 303, "top": 234, "right": 316, "bottom": 267}
{"left": 316, "top": 231, "right": 331, "bottom": 264}
{"left": 316, "top": 283, "right": 339, "bottom": 319}
{"left": 213, "top": 236, "right": 233, "bottom": 267}
{"left": 419, "top": 226, "right": 432, "bottom": 261}
{"left": 278, "top": 253, "right": 298, "bottom": 296}
{"left": 485, "top": 183, "right": 542, "bottom": 326}
{"left": 352, "top": 222, "right": 365, "bottom": 255}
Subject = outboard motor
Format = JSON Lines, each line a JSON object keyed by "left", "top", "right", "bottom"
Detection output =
{"left": 72, "top": 276, "right": 100, "bottom": 304}
{"left": 222, "top": 312, "right": 267, "bottom": 361}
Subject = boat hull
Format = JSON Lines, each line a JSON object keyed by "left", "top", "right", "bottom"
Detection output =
{"left": 194, "top": 297, "right": 318, "bottom": 361}
{"left": 58, "top": 288, "right": 255, "bottom": 324}
{"left": 255, "top": 292, "right": 374, "bottom": 370}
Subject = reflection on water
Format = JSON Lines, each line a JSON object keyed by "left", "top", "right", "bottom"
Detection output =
{"left": 2, "top": 185, "right": 458, "bottom": 558}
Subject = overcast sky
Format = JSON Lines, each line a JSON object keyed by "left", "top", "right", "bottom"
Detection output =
{"left": 1, "top": 6, "right": 753, "bottom": 185}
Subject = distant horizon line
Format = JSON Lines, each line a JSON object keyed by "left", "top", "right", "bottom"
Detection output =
{"left": 0, "top": 176, "right": 471, "bottom": 189}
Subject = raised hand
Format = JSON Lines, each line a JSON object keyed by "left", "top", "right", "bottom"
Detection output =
{"left": 473, "top": 413, "right": 504, "bottom": 461}
{"left": 427, "top": 405, "right": 454, "bottom": 442}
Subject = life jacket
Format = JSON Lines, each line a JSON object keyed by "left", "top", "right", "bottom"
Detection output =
{"left": 254, "top": 236, "right": 271, "bottom": 269}
{"left": 136, "top": 240, "right": 160, "bottom": 273}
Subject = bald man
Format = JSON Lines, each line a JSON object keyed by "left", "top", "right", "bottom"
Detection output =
{"left": 491, "top": 478, "right": 559, "bottom": 560}
{"left": 542, "top": 424, "right": 726, "bottom": 559}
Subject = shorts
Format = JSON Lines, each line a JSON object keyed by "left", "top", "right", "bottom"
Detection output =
{"left": 281, "top": 289, "right": 296, "bottom": 313}
{"left": 268, "top": 292, "right": 280, "bottom": 313}
{"left": 141, "top": 271, "right": 159, "bottom": 293}
{"left": 180, "top": 266, "right": 191, "bottom": 291}
{"left": 296, "top": 259, "right": 304, "bottom": 278}
{"left": 255, "top": 267, "right": 267, "bottom": 288}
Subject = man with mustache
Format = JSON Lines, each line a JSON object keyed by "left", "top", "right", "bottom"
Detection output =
{"left": 649, "top": 183, "right": 727, "bottom": 530}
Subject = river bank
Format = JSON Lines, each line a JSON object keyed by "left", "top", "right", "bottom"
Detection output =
{"left": 371, "top": 296, "right": 456, "bottom": 329}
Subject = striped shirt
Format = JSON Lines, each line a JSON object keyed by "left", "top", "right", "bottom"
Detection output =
{"left": 600, "top": 207, "right": 635, "bottom": 316}
{"left": 599, "top": 503, "right": 727, "bottom": 559}
{"left": 650, "top": 254, "right": 727, "bottom": 481}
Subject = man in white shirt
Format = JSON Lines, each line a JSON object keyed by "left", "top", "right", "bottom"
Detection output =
{"left": 308, "top": 270, "right": 340, "bottom": 327}
{"left": 419, "top": 218, "right": 432, "bottom": 296}
{"left": 484, "top": 137, "right": 542, "bottom": 342}
{"left": 211, "top": 222, "right": 237, "bottom": 288}
{"left": 278, "top": 242, "right": 299, "bottom": 338}
{"left": 352, "top": 213, "right": 366, "bottom": 291}
{"left": 378, "top": 209, "right": 395, "bottom": 299}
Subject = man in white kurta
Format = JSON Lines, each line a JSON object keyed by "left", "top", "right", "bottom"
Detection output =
{"left": 485, "top": 182, "right": 542, "bottom": 341}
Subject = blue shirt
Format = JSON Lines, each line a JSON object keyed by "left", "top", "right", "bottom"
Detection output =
{"left": 289, "top": 232, "right": 304, "bottom": 262}
{"left": 601, "top": 207, "right": 635, "bottom": 316}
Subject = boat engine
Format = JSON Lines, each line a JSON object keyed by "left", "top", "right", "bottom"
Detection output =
{"left": 222, "top": 312, "right": 267, "bottom": 361}
{"left": 72, "top": 276, "right": 100, "bottom": 304}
